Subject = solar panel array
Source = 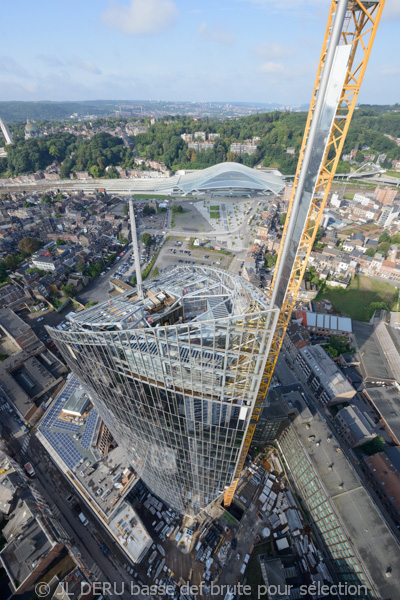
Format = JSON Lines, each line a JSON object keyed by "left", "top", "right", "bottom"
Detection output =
{"left": 39, "top": 376, "right": 96, "bottom": 470}
{"left": 55, "top": 418, "right": 81, "bottom": 433}
{"left": 41, "top": 430, "right": 83, "bottom": 470}
{"left": 81, "top": 408, "right": 99, "bottom": 450}
{"left": 41, "top": 377, "right": 82, "bottom": 428}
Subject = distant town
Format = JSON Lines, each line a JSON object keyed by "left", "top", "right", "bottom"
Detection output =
{"left": 0, "top": 101, "right": 400, "bottom": 600}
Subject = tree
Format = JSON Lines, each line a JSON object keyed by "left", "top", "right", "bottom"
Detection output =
{"left": 143, "top": 204, "right": 156, "bottom": 216}
{"left": 171, "top": 204, "right": 184, "bottom": 213}
{"left": 5, "top": 254, "right": 19, "bottom": 270}
{"left": 377, "top": 241, "right": 391, "bottom": 257}
{"left": 76, "top": 261, "right": 86, "bottom": 274}
{"left": 40, "top": 194, "right": 52, "bottom": 205}
{"left": 141, "top": 233, "right": 152, "bottom": 247}
{"left": 62, "top": 283, "right": 76, "bottom": 298}
{"left": 355, "top": 150, "right": 364, "bottom": 163}
{"left": 0, "top": 261, "right": 8, "bottom": 283}
{"left": 379, "top": 231, "right": 391, "bottom": 243}
{"left": 264, "top": 252, "right": 277, "bottom": 269}
{"left": 123, "top": 203, "right": 129, "bottom": 216}
{"left": 368, "top": 301, "right": 390, "bottom": 320}
{"left": 18, "top": 237, "right": 41, "bottom": 254}
{"left": 325, "top": 346, "right": 338, "bottom": 358}
{"left": 361, "top": 435, "right": 385, "bottom": 455}
{"left": 151, "top": 266, "right": 160, "bottom": 279}
{"left": 89, "top": 165, "right": 101, "bottom": 178}
{"left": 280, "top": 213, "right": 287, "bottom": 226}
{"left": 365, "top": 247, "right": 375, "bottom": 257}
{"left": 56, "top": 238, "right": 66, "bottom": 245}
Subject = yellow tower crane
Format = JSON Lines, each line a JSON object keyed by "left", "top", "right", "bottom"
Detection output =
{"left": 224, "top": 0, "right": 385, "bottom": 507}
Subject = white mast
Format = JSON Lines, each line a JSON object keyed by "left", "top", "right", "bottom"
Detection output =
{"left": 129, "top": 200, "right": 144, "bottom": 300}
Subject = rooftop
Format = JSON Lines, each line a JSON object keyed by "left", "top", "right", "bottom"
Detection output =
{"left": 0, "top": 501, "right": 54, "bottom": 589}
{"left": 0, "top": 307, "right": 30, "bottom": 339}
{"left": 303, "top": 311, "right": 352, "bottom": 333}
{"left": 174, "top": 162, "right": 284, "bottom": 195}
{"left": 336, "top": 404, "right": 375, "bottom": 441}
{"left": 353, "top": 321, "right": 400, "bottom": 383}
{"left": 298, "top": 344, "right": 355, "bottom": 399}
{"left": 292, "top": 412, "right": 400, "bottom": 599}
{"left": 363, "top": 386, "right": 400, "bottom": 444}
{"left": 109, "top": 501, "right": 152, "bottom": 563}
{"left": 61, "top": 266, "right": 271, "bottom": 333}
{"left": 37, "top": 375, "right": 137, "bottom": 518}
{"left": 0, "top": 349, "right": 66, "bottom": 419}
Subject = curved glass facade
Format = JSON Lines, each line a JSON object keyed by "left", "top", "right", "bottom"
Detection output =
{"left": 176, "top": 162, "right": 284, "bottom": 196}
{"left": 48, "top": 267, "right": 279, "bottom": 516}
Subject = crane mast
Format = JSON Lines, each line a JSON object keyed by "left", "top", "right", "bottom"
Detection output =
{"left": 224, "top": 0, "right": 385, "bottom": 507}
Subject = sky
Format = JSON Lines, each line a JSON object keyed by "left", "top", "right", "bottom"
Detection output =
{"left": 0, "top": 0, "right": 399, "bottom": 105}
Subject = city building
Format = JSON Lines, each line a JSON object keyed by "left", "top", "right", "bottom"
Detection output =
{"left": 24, "top": 118, "right": 41, "bottom": 140}
{"left": 278, "top": 411, "right": 400, "bottom": 599}
{"left": 0, "top": 307, "right": 41, "bottom": 352}
{"left": 252, "top": 389, "right": 289, "bottom": 445}
{"left": 330, "top": 193, "right": 342, "bottom": 208}
{"left": 172, "top": 162, "right": 284, "bottom": 196}
{"left": 296, "top": 345, "right": 356, "bottom": 406}
{"left": 0, "top": 348, "right": 67, "bottom": 424}
{"left": 48, "top": 267, "right": 279, "bottom": 516}
{"left": 363, "top": 386, "right": 400, "bottom": 445}
{"left": 375, "top": 186, "right": 398, "bottom": 206}
{"left": 31, "top": 254, "right": 56, "bottom": 271}
{"left": 378, "top": 204, "right": 400, "bottom": 227}
{"left": 188, "top": 141, "right": 215, "bottom": 152}
{"left": 230, "top": 142, "right": 258, "bottom": 156}
{"left": 36, "top": 375, "right": 152, "bottom": 563}
{"left": 334, "top": 404, "right": 376, "bottom": 447}
{"left": 294, "top": 310, "right": 352, "bottom": 338}
{"left": 363, "top": 448, "right": 400, "bottom": 524}
{"left": 353, "top": 321, "right": 400, "bottom": 385}
{"left": 282, "top": 322, "right": 310, "bottom": 362}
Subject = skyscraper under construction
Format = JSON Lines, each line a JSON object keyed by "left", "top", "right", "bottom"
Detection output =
{"left": 49, "top": 267, "right": 279, "bottom": 516}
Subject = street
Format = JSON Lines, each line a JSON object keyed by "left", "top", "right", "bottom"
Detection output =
{"left": 0, "top": 411, "right": 150, "bottom": 600}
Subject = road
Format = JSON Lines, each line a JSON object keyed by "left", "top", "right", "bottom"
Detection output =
{"left": 76, "top": 247, "right": 134, "bottom": 305}
{"left": 0, "top": 411, "right": 149, "bottom": 599}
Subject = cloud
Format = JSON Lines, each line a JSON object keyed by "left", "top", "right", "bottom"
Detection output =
{"left": 381, "top": 64, "right": 400, "bottom": 76}
{"left": 258, "top": 61, "right": 285, "bottom": 74}
{"left": 253, "top": 42, "right": 293, "bottom": 60}
{"left": 382, "top": 0, "right": 400, "bottom": 20}
{"left": 71, "top": 58, "right": 102, "bottom": 75}
{"left": 102, "top": 0, "right": 178, "bottom": 35}
{"left": 236, "top": 0, "right": 326, "bottom": 13}
{"left": 0, "top": 56, "right": 29, "bottom": 78}
{"left": 198, "top": 21, "right": 236, "bottom": 45}
{"left": 37, "top": 54, "right": 64, "bottom": 67}
{"left": 237, "top": 0, "right": 323, "bottom": 8}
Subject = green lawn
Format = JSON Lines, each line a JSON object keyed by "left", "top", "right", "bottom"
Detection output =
{"left": 209, "top": 211, "right": 219, "bottom": 219}
{"left": 384, "top": 170, "right": 400, "bottom": 179}
{"left": 318, "top": 276, "right": 398, "bottom": 321}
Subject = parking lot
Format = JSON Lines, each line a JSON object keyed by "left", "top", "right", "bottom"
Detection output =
{"left": 155, "top": 237, "right": 232, "bottom": 273}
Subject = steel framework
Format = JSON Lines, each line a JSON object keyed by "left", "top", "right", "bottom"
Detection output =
{"left": 224, "top": 0, "right": 385, "bottom": 506}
